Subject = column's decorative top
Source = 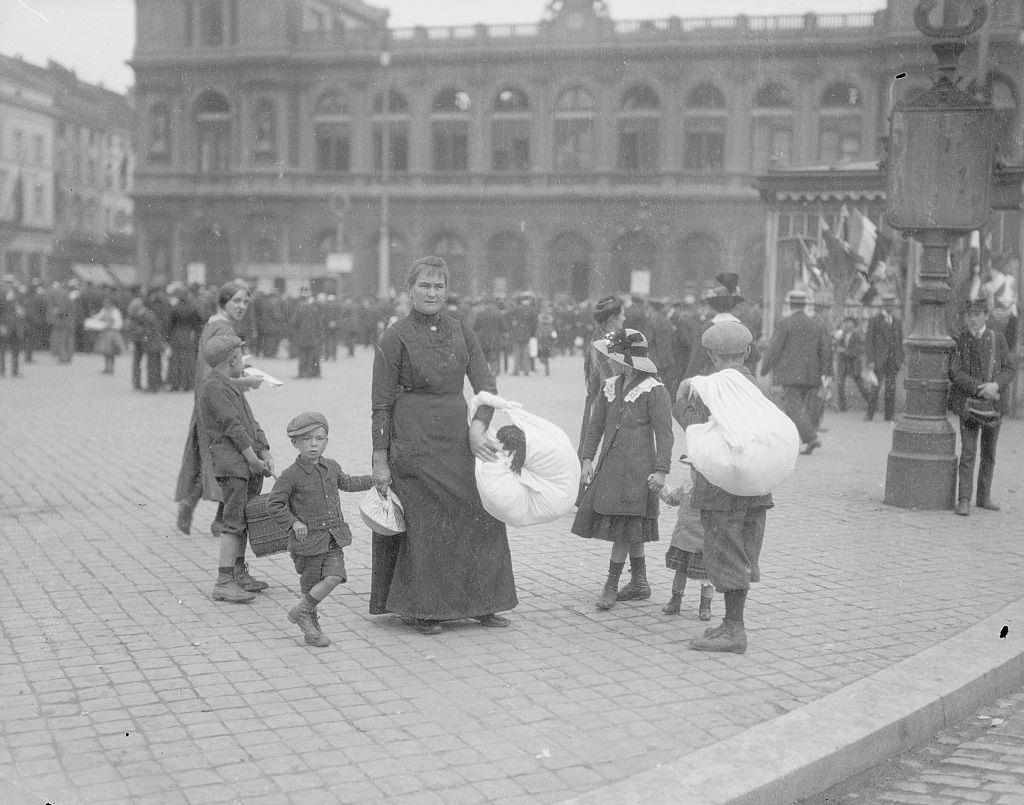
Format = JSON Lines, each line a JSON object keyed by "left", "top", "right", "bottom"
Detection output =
{"left": 912, "top": 0, "right": 987, "bottom": 39}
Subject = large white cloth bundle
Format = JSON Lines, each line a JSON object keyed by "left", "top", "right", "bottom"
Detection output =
{"left": 469, "top": 392, "right": 581, "bottom": 527}
{"left": 685, "top": 369, "right": 799, "bottom": 496}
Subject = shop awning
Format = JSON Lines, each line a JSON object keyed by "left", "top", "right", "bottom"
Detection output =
{"left": 71, "top": 264, "right": 117, "bottom": 285}
{"left": 104, "top": 264, "right": 139, "bottom": 285}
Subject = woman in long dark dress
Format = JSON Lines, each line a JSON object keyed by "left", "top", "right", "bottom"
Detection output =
{"left": 370, "top": 256, "right": 518, "bottom": 635}
{"left": 174, "top": 282, "right": 262, "bottom": 537}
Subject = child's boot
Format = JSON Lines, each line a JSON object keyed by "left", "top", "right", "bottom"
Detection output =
{"left": 698, "top": 585, "right": 714, "bottom": 621}
{"left": 662, "top": 572, "right": 686, "bottom": 615}
{"left": 234, "top": 558, "right": 269, "bottom": 592}
{"left": 616, "top": 556, "right": 651, "bottom": 601}
{"left": 688, "top": 619, "right": 747, "bottom": 654}
{"left": 596, "top": 561, "right": 624, "bottom": 610}
{"left": 310, "top": 607, "right": 331, "bottom": 647}
{"left": 211, "top": 567, "right": 255, "bottom": 603}
{"left": 289, "top": 594, "right": 329, "bottom": 647}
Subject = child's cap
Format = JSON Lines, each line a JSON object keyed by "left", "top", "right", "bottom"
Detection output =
{"left": 203, "top": 333, "right": 243, "bottom": 367}
{"left": 287, "top": 411, "right": 329, "bottom": 438}
{"left": 702, "top": 320, "right": 753, "bottom": 354}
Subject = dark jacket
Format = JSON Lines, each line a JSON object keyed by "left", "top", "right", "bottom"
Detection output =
{"left": 268, "top": 456, "right": 373, "bottom": 556}
{"left": 197, "top": 372, "right": 270, "bottom": 479}
{"left": 865, "top": 313, "right": 904, "bottom": 371}
{"left": 673, "top": 365, "right": 774, "bottom": 512}
{"left": 948, "top": 326, "right": 1015, "bottom": 416}
{"left": 761, "top": 310, "right": 830, "bottom": 387}
{"left": 580, "top": 374, "right": 674, "bottom": 517}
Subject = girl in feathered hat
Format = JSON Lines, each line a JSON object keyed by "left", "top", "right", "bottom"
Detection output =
{"left": 572, "top": 328, "right": 674, "bottom": 610}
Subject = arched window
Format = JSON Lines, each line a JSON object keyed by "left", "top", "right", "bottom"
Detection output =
{"left": 751, "top": 82, "right": 794, "bottom": 171}
{"left": 753, "top": 82, "right": 792, "bottom": 109}
{"left": 818, "top": 80, "right": 863, "bottom": 163}
{"left": 988, "top": 74, "right": 1021, "bottom": 161}
{"left": 194, "top": 90, "right": 231, "bottom": 176}
{"left": 252, "top": 98, "right": 276, "bottom": 164}
{"left": 427, "top": 232, "right": 469, "bottom": 293}
{"left": 492, "top": 88, "right": 531, "bottom": 172}
{"left": 554, "top": 86, "right": 595, "bottom": 171}
{"left": 314, "top": 92, "right": 350, "bottom": 172}
{"left": 194, "top": 0, "right": 238, "bottom": 47}
{"left": 617, "top": 84, "right": 660, "bottom": 172}
{"left": 431, "top": 88, "right": 471, "bottom": 172}
{"left": 485, "top": 231, "right": 529, "bottom": 294}
{"left": 678, "top": 233, "right": 723, "bottom": 291}
{"left": 612, "top": 230, "right": 657, "bottom": 293}
{"left": 373, "top": 89, "right": 410, "bottom": 174}
{"left": 685, "top": 83, "right": 727, "bottom": 173}
{"left": 148, "top": 102, "right": 171, "bottom": 161}
{"left": 549, "top": 232, "right": 592, "bottom": 300}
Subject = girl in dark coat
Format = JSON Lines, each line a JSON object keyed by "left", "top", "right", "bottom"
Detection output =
{"left": 573, "top": 329, "right": 674, "bottom": 610}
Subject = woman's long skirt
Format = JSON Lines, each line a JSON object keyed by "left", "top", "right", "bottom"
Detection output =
{"left": 369, "top": 392, "right": 518, "bottom": 620}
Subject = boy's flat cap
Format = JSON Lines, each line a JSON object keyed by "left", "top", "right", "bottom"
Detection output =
{"left": 702, "top": 320, "right": 753, "bottom": 354}
{"left": 203, "top": 333, "right": 243, "bottom": 367}
{"left": 287, "top": 411, "right": 329, "bottom": 437}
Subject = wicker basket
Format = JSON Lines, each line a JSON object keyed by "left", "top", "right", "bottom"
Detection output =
{"left": 245, "top": 493, "right": 290, "bottom": 557}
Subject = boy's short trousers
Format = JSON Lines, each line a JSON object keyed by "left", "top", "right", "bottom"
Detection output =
{"left": 292, "top": 546, "right": 347, "bottom": 594}
{"left": 215, "top": 475, "right": 264, "bottom": 537}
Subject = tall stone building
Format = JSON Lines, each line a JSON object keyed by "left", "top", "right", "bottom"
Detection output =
{"left": 130, "top": 0, "right": 1022, "bottom": 299}
{"left": 0, "top": 54, "right": 135, "bottom": 283}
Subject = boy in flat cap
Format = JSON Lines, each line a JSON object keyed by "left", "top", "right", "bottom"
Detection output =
{"left": 673, "top": 320, "right": 775, "bottom": 654}
{"left": 268, "top": 412, "right": 373, "bottom": 647}
{"left": 197, "top": 333, "right": 274, "bottom": 604}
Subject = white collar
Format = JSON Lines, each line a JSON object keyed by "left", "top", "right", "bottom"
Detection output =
{"left": 603, "top": 374, "right": 663, "bottom": 403}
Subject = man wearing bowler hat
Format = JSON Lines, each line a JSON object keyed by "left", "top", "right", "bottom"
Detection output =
{"left": 760, "top": 289, "right": 831, "bottom": 454}
{"left": 864, "top": 293, "right": 904, "bottom": 421}
{"left": 948, "top": 298, "right": 1015, "bottom": 516}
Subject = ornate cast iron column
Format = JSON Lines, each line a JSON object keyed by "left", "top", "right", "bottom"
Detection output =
{"left": 883, "top": 0, "right": 995, "bottom": 509}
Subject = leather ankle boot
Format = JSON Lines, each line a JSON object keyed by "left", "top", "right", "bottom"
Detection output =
{"left": 616, "top": 556, "right": 651, "bottom": 601}
{"left": 698, "top": 588, "right": 713, "bottom": 621}
{"left": 596, "top": 561, "right": 624, "bottom": 611}
{"left": 211, "top": 571, "right": 255, "bottom": 604}
{"left": 234, "top": 562, "right": 269, "bottom": 592}
{"left": 690, "top": 619, "right": 747, "bottom": 654}
{"left": 289, "top": 596, "right": 329, "bottom": 647}
{"left": 662, "top": 593, "right": 683, "bottom": 615}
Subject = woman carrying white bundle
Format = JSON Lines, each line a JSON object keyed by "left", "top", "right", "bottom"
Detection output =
{"left": 470, "top": 391, "right": 580, "bottom": 528}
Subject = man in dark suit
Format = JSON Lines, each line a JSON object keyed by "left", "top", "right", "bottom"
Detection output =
{"left": 760, "top": 289, "right": 831, "bottom": 454}
{"left": 833, "top": 316, "right": 872, "bottom": 412}
{"left": 949, "top": 299, "right": 1015, "bottom": 516}
{"left": 864, "top": 293, "right": 904, "bottom": 421}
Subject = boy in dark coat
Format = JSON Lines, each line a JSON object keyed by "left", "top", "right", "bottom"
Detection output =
{"left": 674, "top": 320, "right": 775, "bottom": 654}
{"left": 268, "top": 412, "right": 373, "bottom": 647}
{"left": 197, "top": 333, "right": 274, "bottom": 603}
{"left": 949, "top": 299, "right": 1015, "bottom": 516}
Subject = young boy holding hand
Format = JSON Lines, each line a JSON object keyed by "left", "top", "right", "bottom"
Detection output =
{"left": 197, "top": 333, "right": 274, "bottom": 604}
{"left": 268, "top": 412, "right": 373, "bottom": 647}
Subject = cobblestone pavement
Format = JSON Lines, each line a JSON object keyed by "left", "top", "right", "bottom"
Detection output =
{"left": 801, "top": 683, "right": 1024, "bottom": 805}
{"left": 1, "top": 350, "right": 1023, "bottom": 805}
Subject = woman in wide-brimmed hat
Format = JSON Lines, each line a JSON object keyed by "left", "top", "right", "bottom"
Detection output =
{"left": 572, "top": 328, "right": 674, "bottom": 610}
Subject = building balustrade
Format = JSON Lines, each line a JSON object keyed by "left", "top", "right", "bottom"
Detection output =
{"left": 132, "top": 168, "right": 752, "bottom": 195}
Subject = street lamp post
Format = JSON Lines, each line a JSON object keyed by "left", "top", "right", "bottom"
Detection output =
{"left": 377, "top": 46, "right": 391, "bottom": 300}
{"left": 883, "top": 0, "right": 995, "bottom": 509}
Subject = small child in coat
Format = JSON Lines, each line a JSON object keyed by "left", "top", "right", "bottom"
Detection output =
{"left": 268, "top": 412, "right": 373, "bottom": 647}
{"left": 659, "top": 469, "right": 715, "bottom": 620}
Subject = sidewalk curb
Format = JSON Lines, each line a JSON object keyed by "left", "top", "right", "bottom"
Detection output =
{"left": 562, "top": 598, "right": 1024, "bottom": 805}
